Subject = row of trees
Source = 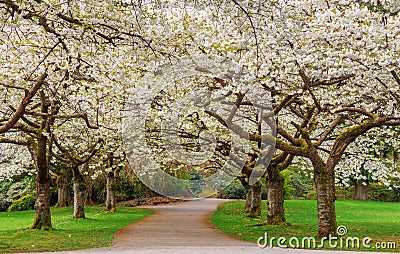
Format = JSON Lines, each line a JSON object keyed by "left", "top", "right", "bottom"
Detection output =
{"left": 125, "top": 0, "right": 400, "bottom": 237}
{"left": 1, "top": 0, "right": 399, "bottom": 237}
{"left": 0, "top": 0, "right": 144, "bottom": 229}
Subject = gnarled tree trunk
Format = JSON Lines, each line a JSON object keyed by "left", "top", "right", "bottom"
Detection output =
{"left": 354, "top": 181, "right": 368, "bottom": 200}
{"left": 266, "top": 167, "right": 287, "bottom": 225}
{"left": 244, "top": 186, "right": 252, "bottom": 213}
{"left": 249, "top": 180, "right": 262, "bottom": 218}
{"left": 308, "top": 146, "right": 338, "bottom": 238}
{"left": 314, "top": 167, "right": 337, "bottom": 237}
{"left": 105, "top": 172, "right": 116, "bottom": 212}
{"left": 238, "top": 176, "right": 252, "bottom": 213}
{"left": 73, "top": 166, "right": 86, "bottom": 219}
{"left": 105, "top": 153, "right": 117, "bottom": 212}
{"left": 56, "top": 168, "right": 72, "bottom": 207}
{"left": 30, "top": 134, "right": 52, "bottom": 230}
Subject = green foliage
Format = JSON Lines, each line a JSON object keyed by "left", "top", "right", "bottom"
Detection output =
{"left": 369, "top": 184, "right": 400, "bottom": 202}
{"left": 0, "top": 194, "right": 11, "bottom": 212}
{"left": 150, "top": 170, "right": 190, "bottom": 197}
{"left": 306, "top": 185, "right": 400, "bottom": 202}
{"left": 87, "top": 174, "right": 106, "bottom": 204}
{"left": 0, "top": 179, "right": 13, "bottom": 195}
{"left": 3, "top": 175, "right": 35, "bottom": 200}
{"left": 260, "top": 178, "right": 268, "bottom": 200}
{"left": 218, "top": 179, "right": 267, "bottom": 200}
{"left": 0, "top": 174, "right": 36, "bottom": 211}
{"left": 7, "top": 194, "right": 36, "bottom": 212}
{"left": 281, "top": 170, "right": 295, "bottom": 199}
{"left": 115, "top": 170, "right": 152, "bottom": 200}
{"left": 305, "top": 190, "right": 317, "bottom": 200}
{"left": 282, "top": 166, "right": 314, "bottom": 199}
{"left": 335, "top": 186, "right": 354, "bottom": 200}
{"left": 189, "top": 173, "right": 205, "bottom": 196}
{"left": 0, "top": 206, "right": 154, "bottom": 253}
{"left": 361, "top": 1, "right": 400, "bottom": 15}
{"left": 218, "top": 180, "right": 246, "bottom": 199}
{"left": 87, "top": 168, "right": 161, "bottom": 204}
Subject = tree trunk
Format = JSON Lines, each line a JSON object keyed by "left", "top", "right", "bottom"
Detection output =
{"left": 56, "top": 168, "right": 72, "bottom": 207}
{"left": 314, "top": 167, "right": 337, "bottom": 237}
{"left": 31, "top": 134, "right": 52, "bottom": 230}
{"left": 266, "top": 168, "right": 287, "bottom": 225}
{"left": 244, "top": 185, "right": 252, "bottom": 213}
{"left": 354, "top": 181, "right": 368, "bottom": 200}
{"left": 249, "top": 180, "right": 262, "bottom": 218}
{"left": 73, "top": 167, "right": 86, "bottom": 219}
{"left": 238, "top": 176, "right": 252, "bottom": 213}
{"left": 105, "top": 172, "right": 116, "bottom": 212}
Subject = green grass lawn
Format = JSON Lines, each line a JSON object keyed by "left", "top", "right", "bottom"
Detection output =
{"left": 210, "top": 200, "right": 400, "bottom": 252}
{"left": 0, "top": 206, "right": 154, "bottom": 253}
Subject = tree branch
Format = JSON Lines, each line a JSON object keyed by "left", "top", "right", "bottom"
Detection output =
{"left": 334, "top": 107, "right": 374, "bottom": 118}
{"left": 0, "top": 137, "right": 29, "bottom": 146}
{"left": 0, "top": 72, "right": 47, "bottom": 134}
{"left": 315, "top": 114, "right": 344, "bottom": 146}
{"left": 299, "top": 69, "right": 322, "bottom": 111}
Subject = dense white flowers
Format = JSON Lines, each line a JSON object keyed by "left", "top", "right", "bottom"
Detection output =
{"left": 0, "top": 0, "right": 399, "bottom": 193}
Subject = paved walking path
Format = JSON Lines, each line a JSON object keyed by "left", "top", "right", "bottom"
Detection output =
{"left": 46, "top": 199, "right": 393, "bottom": 254}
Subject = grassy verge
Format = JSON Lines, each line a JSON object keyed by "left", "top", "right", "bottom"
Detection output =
{"left": 210, "top": 200, "right": 400, "bottom": 252}
{"left": 0, "top": 206, "right": 154, "bottom": 253}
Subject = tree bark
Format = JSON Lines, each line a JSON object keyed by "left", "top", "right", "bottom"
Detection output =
{"left": 238, "top": 176, "right": 252, "bottom": 213}
{"left": 249, "top": 180, "right": 262, "bottom": 218}
{"left": 314, "top": 167, "right": 337, "bottom": 237}
{"left": 105, "top": 153, "right": 117, "bottom": 212}
{"left": 105, "top": 172, "right": 116, "bottom": 212}
{"left": 354, "top": 181, "right": 368, "bottom": 200}
{"left": 56, "top": 168, "right": 72, "bottom": 207}
{"left": 306, "top": 145, "right": 338, "bottom": 238}
{"left": 244, "top": 185, "right": 252, "bottom": 213}
{"left": 0, "top": 72, "right": 46, "bottom": 134}
{"left": 266, "top": 167, "right": 287, "bottom": 225}
{"left": 31, "top": 134, "right": 52, "bottom": 230}
{"left": 73, "top": 166, "right": 86, "bottom": 219}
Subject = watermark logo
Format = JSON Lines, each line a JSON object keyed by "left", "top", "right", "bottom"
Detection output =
{"left": 257, "top": 225, "right": 397, "bottom": 250}
{"left": 336, "top": 225, "right": 347, "bottom": 236}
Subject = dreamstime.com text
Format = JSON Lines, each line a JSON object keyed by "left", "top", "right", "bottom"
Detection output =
{"left": 257, "top": 226, "right": 397, "bottom": 250}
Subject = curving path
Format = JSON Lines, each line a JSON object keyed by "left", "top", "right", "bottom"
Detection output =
{"left": 43, "top": 199, "right": 393, "bottom": 254}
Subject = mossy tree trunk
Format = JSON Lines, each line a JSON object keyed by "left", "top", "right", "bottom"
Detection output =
{"left": 249, "top": 180, "right": 262, "bottom": 218}
{"left": 30, "top": 134, "right": 52, "bottom": 230}
{"left": 266, "top": 167, "right": 286, "bottom": 225}
{"left": 53, "top": 138, "right": 101, "bottom": 217}
{"left": 311, "top": 116, "right": 392, "bottom": 237}
{"left": 354, "top": 181, "right": 368, "bottom": 200}
{"left": 56, "top": 168, "right": 72, "bottom": 207}
{"left": 310, "top": 146, "right": 337, "bottom": 237}
{"left": 238, "top": 176, "right": 252, "bottom": 213}
{"left": 29, "top": 91, "right": 57, "bottom": 230}
{"left": 244, "top": 185, "right": 252, "bottom": 213}
{"left": 105, "top": 153, "right": 116, "bottom": 212}
{"left": 264, "top": 152, "right": 293, "bottom": 226}
{"left": 73, "top": 165, "right": 87, "bottom": 219}
{"left": 314, "top": 167, "right": 337, "bottom": 237}
{"left": 106, "top": 172, "right": 116, "bottom": 212}
{"left": 272, "top": 107, "right": 391, "bottom": 237}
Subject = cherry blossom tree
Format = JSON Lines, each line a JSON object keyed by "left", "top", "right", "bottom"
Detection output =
{"left": 0, "top": 0, "right": 152, "bottom": 228}
{"left": 336, "top": 126, "right": 400, "bottom": 200}
{"left": 252, "top": 0, "right": 400, "bottom": 236}
{"left": 119, "top": 0, "right": 400, "bottom": 236}
{"left": 1, "top": 0, "right": 400, "bottom": 239}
